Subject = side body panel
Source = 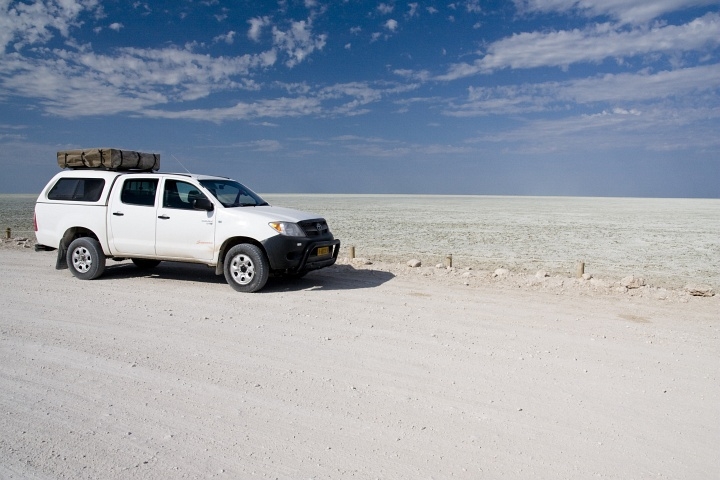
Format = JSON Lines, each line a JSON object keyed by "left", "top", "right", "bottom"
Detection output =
{"left": 34, "top": 171, "right": 122, "bottom": 254}
{"left": 154, "top": 178, "right": 216, "bottom": 261}
{"left": 107, "top": 176, "right": 159, "bottom": 256}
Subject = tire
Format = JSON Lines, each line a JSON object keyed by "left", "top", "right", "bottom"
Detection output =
{"left": 66, "top": 237, "right": 106, "bottom": 280}
{"left": 131, "top": 258, "right": 161, "bottom": 269}
{"left": 223, "top": 244, "right": 269, "bottom": 293}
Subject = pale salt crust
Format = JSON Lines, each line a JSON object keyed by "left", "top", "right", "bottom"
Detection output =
{"left": 2, "top": 194, "right": 719, "bottom": 289}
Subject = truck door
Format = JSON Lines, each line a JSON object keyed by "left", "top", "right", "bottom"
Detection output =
{"left": 108, "top": 177, "right": 159, "bottom": 255}
{"left": 155, "top": 179, "right": 216, "bottom": 260}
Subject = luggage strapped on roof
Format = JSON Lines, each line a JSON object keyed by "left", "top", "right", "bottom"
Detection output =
{"left": 57, "top": 148, "right": 160, "bottom": 171}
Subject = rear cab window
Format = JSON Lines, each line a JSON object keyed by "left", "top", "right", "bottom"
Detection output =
{"left": 120, "top": 178, "right": 159, "bottom": 206}
{"left": 47, "top": 178, "right": 105, "bottom": 202}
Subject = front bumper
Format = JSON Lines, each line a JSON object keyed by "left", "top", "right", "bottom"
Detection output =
{"left": 262, "top": 234, "right": 341, "bottom": 274}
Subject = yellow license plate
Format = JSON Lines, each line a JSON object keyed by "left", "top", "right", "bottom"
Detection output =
{"left": 317, "top": 246, "right": 330, "bottom": 256}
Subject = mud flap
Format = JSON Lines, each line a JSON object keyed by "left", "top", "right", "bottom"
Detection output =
{"left": 55, "top": 240, "right": 68, "bottom": 270}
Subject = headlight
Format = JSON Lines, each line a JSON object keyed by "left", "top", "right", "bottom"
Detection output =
{"left": 269, "top": 222, "right": 306, "bottom": 237}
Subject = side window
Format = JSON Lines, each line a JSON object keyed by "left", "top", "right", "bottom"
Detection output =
{"left": 163, "top": 180, "right": 208, "bottom": 210}
{"left": 120, "top": 178, "right": 158, "bottom": 206}
{"left": 48, "top": 178, "right": 105, "bottom": 202}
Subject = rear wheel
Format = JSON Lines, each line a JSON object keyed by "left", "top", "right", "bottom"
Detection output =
{"left": 223, "top": 244, "right": 269, "bottom": 292}
{"left": 131, "top": 258, "right": 161, "bottom": 269}
{"left": 67, "top": 237, "right": 106, "bottom": 280}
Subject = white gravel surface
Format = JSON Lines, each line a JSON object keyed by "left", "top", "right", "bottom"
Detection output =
{"left": 1, "top": 247, "right": 718, "bottom": 479}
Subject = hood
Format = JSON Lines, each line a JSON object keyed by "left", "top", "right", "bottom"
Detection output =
{"left": 220, "top": 205, "right": 324, "bottom": 223}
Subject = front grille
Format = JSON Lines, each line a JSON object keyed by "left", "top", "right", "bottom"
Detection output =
{"left": 299, "top": 219, "right": 330, "bottom": 237}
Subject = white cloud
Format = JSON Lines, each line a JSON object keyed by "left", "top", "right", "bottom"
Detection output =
{"left": 439, "top": 12, "right": 720, "bottom": 79}
{"left": 514, "top": 0, "right": 719, "bottom": 25}
{"left": 465, "top": 0, "right": 482, "bottom": 13}
{"left": 87, "top": 77, "right": 417, "bottom": 123}
{"left": 443, "top": 64, "right": 720, "bottom": 116}
{"left": 243, "top": 139, "right": 283, "bottom": 151}
{"left": 272, "top": 19, "right": 327, "bottom": 68}
{"left": 466, "top": 101, "right": 720, "bottom": 155}
{"left": 385, "top": 19, "right": 398, "bottom": 32}
{"left": 109, "top": 22, "right": 123, "bottom": 31}
{"left": 333, "top": 134, "right": 475, "bottom": 158}
{"left": 214, "top": 31, "right": 236, "bottom": 44}
{"left": 144, "top": 96, "right": 323, "bottom": 122}
{"left": 377, "top": 3, "right": 394, "bottom": 15}
{"left": 0, "top": 44, "right": 278, "bottom": 116}
{"left": 562, "top": 64, "right": 720, "bottom": 103}
{"left": 393, "top": 68, "right": 431, "bottom": 82}
{"left": 247, "top": 16, "right": 271, "bottom": 42}
{"left": 407, "top": 3, "right": 419, "bottom": 17}
{"left": 0, "top": 0, "right": 102, "bottom": 51}
{"left": 132, "top": 2, "right": 151, "bottom": 15}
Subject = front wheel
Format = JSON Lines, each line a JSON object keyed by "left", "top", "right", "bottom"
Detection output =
{"left": 66, "top": 237, "right": 106, "bottom": 280}
{"left": 223, "top": 244, "right": 269, "bottom": 292}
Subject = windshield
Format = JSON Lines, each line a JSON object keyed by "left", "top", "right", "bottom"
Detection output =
{"left": 199, "top": 179, "right": 269, "bottom": 208}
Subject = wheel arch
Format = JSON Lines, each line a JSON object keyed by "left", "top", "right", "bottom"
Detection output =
{"left": 215, "top": 236, "right": 267, "bottom": 275}
{"left": 56, "top": 227, "right": 103, "bottom": 270}
{"left": 61, "top": 226, "right": 100, "bottom": 245}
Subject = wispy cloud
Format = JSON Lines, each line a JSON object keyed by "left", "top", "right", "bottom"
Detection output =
{"left": 144, "top": 96, "right": 323, "bottom": 122}
{"left": 438, "top": 12, "right": 720, "bottom": 79}
{"left": 237, "top": 139, "right": 283, "bottom": 151}
{"left": 407, "top": 3, "right": 419, "bottom": 18}
{"left": 0, "top": 44, "right": 277, "bottom": 116}
{"left": 332, "top": 134, "right": 476, "bottom": 157}
{"left": 214, "top": 30, "right": 236, "bottom": 44}
{"left": 248, "top": 16, "right": 271, "bottom": 42}
{"left": 272, "top": 19, "right": 327, "bottom": 68}
{"left": 465, "top": 0, "right": 482, "bottom": 14}
{"left": 514, "top": 0, "right": 719, "bottom": 25}
{"left": 0, "top": 0, "right": 103, "bottom": 51}
{"left": 466, "top": 103, "right": 720, "bottom": 154}
{"left": 444, "top": 64, "right": 720, "bottom": 116}
{"left": 377, "top": 3, "right": 394, "bottom": 15}
{"left": 0, "top": 2, "right": 335, "bottom": 117}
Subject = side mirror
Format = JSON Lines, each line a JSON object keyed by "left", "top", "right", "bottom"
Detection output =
{"left": 193, "top": 197, "right": 214, "bottom": 211}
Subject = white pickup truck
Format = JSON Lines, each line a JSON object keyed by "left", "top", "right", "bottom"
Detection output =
{"left": 34, "top": 167, "right": 340, "bottom": 292}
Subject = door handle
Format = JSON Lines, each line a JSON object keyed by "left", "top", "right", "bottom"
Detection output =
{"left": 158, "top": 215, "right": 170, "bottom": 219}
{"left": 112, "top": 212, "right": 124, "bottom": 216}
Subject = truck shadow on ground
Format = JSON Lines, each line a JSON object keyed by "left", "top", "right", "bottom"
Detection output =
{"left": 100, "top": 261, "right": 394, "bottom": 292}
{"left": 264, "top": 265, "right": 395, "bottom": 293}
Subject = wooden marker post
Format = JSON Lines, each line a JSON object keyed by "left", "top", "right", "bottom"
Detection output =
{"left": 576, "top": 261, "right": 585, "bottom": 278}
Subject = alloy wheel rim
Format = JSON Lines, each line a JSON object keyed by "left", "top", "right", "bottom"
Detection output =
{"left": 230, "top": 254, "right": 255, "bottom": 285}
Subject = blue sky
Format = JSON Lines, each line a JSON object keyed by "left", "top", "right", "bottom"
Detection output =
{"left": 1, "top": 0, "right": 719, "bottom": 197}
